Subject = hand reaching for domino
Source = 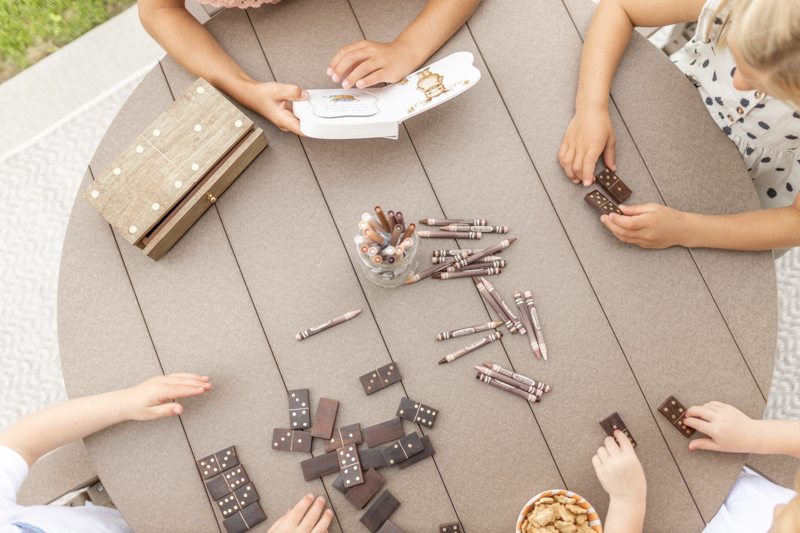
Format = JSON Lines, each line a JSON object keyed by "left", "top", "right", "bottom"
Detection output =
{"left": 683, "top": 402, "right": 761, "bottom": 453}
{"left": 267, "top": 494, "right": 333, "bottom": 533}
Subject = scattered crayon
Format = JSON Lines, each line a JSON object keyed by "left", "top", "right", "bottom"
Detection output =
{"left": 481, "top": 277, "right": 525, "bottom": 334}
{"left": 438, "top": 331, "right": 502, "bottom": 364}
{"left": 445, "top": 260, "right": 505, "bottom": 272}
{"left": 476, "top": 373, "right": 540, "bottom": 403}
{"left": 418, "top": 231, "right": 482, "bottom": 239}
{"left": 296, "top": 310, "right": 362, "bottom": 341}
{"left": 525, "top": 291, "right": 548, "bottom": 360}
{"left": 433, "top": 268, "right": 501, "bottom": 279}
{"left": 515, "top": 291, "right": 541, "bottom": 358}
{"left": 433, "top": 249, "right": 485, "bottom": 258}
{"left": 452, "top": 238, "right": 516, "bottom": 270}
{"left": 439, "top": 225, "right": 509, "bottom": 233}
{"left": 436, "top": 321, "right": 503, "bottom": 341}
{"left": 474, "top": 278, "right": 516, "bottom": 333}
{"left": 483, "top": 362, "right": 550, "bottom": 392}
{"left": 419, "top": 218, "right": 488, "bottom": 226}
{"left": 475, "top": 366, "right": 543, "bottom": 396}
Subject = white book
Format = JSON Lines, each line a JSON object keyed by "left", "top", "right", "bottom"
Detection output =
{"left": 293, "top": 52, "right": 481, "bottom": 140}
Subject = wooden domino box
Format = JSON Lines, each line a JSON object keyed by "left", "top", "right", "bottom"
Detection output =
{"left": 82, "top": 78, "right": 268, "bottom": 260}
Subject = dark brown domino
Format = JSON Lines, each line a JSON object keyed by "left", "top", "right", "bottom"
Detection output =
{"left": 658, "top": 395, "right": 696, "bottom": 438}
{"left": 272, "top": 428, "right": 312, "bottom": 453}
{"left": 300, "top": 450, "right": 341, "bottom": 481}
{"left": 363, "top": 418, "right": 405, "bottom": 448}
{"left": 584, "top": 191, "right": 622, "bottom": 217}
{"left": 361, "top": 446, "right": 390, "bottom": 470}
{"left": 381, "top": 433, "right": 425, "bottom": 467}
{"left": 360, "top": 490, "right": 400, "bottom": 533}
{"left": 360, "top": 363, "right": 402, "bottom": 395}
{"left": 324, "top": 423, "right": 363, "bottom": 453}
{"left": 377, "top": 520, "right": 405, "bottom": 533}
{"left": 398, "top": 435, "right": 435, "bottom": 470}
{"left": 310, "top": 398, "right": 339, "bottom": 439}
{"left": 218, "top": 493, "right": 242, "bottom": 520}
{"left": 289, "top": 389, "right": 311, "bottom": 429}
{"left": 344, "top": 468, "right": 385, "bottom": 509}
{"left": 222, "top": 501, "right": 267, "bottom": 533}
{"left": 597, "top": 167, "right": 632, "bottom": 204}
{"left": 439, "top": 524, "right": 461, "bottom": 532}
{"left": 338, "top": 444, "right": 364, "bottom": 488}
{"left": 205, "top": 474, "right": 232, "bottom": 501}
{"left": 233, "top": 483, "right": 259, "bottom": 509}
{"left": 197, "top": 446, "right": 239, "bottom": 480}
{"left": 396, "top": 397, "right": 438, "bottom": 428}
{"left": 222, "top": 465, "right": 250, "bottom": 493}
{"left": 599, "top": 412, "right": 637, "bottom": 447}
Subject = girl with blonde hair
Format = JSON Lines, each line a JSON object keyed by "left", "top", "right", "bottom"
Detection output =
{"left": 559, "top": 0, "right": 800, "bottom": 251}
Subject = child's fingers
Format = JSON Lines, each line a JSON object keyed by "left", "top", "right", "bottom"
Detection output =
{"left": 607, "top": 212, "right": 645, "bottom": 230}
{"left": 333, "top": 50, "right": 371, "bottom": 84}
{"left": 165, "top": 373, "right": 208, "bottom": 381}
{"left": 287, "top": 494, "right": 315, "bottom": 526}
{"left": 689, "top": 438, "right": 723, "bottom": 452}
{"left": 571, "top": 146, "right": 587, "bottom": 181}
{"left": 343, "top": 60, "right": 378, "bottom": 89}
{"left": 271, "top": 83, "right": 309, "bottom": 102}
{"left": 560, "top": 146, "right": 578, "bottom": 181}
{"left": 682, "top": 415, "right": 713, "bottom": 435}
{"left": 152, "top": 402, "right": 183, "bottom": 418}
{"left": 161, "top": 383, "right": 210, "bottom": 399}
{"left": 300, "top": 496, "right": 327, "bottom": 530}
{"left": 329, "top": 41, "right": 366, "bottom": 77}
{"left": 617, "top": 203, "right": 652, "bottom": 217}
{"left": 603, "top": 139, "right": 616, "bottom": 172}
{"left": 614, "top": 430, "right": 636, "bottom": 453}
{"left": 596, "top": 445, "right": 610, "bottom": 462}
{"left": 310, "top": 508, "right": 334, "bottom": 533}
{"left": 685, "top": 405, "right": 716, "bottom": 421}
{"left": 355, "top": 70, "right": 387, "bottom": 89}
{"left": 601, "top": 214, "right": 632, "bottom": 242}
{"left": 582, "top": 149, "right": 599, "bottom": 187}
{"left": 273, "top": 109, "right": 304, "bottom": 136}
{"left": 604, "top": 435, "right": 622, "bottom": 456}
{"left": 165, "top": 377, "right": 210, "bottom": 389}
{"left": 591, "top": 453, "right": 603, "bottom": 472}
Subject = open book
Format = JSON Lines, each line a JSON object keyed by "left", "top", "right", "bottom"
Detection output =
{"left": 293, "top": 52, "right": 481, "bottom": 140}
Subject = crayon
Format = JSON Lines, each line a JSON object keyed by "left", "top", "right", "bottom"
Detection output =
{"left": 380, "top": 246, "right": 396, "bottom": 258}
{"left": 481, "top": 277, "right": 525, "bottom": 335}
{"left": 296, "top": 310, "right": 362, "bottom": 341}
{"left": 405, "top": 256, "right": 456, "bottom": 285}
{"left": 436, "top": 321, "right": 503, "bottom": 341}
{"left": 387, "top": 210, "right": 397, "bottom": 229}
{"left": 372, "top": 255, "right": 383, "bottom": 264}
{"left": 525, "top": 291, "right": 548, "bottom": 361}
{"left": 375, "top": 206, "right": 392, "bottom": 232}
{"left": 419, "top": 219, "right": 488, "bottom": 226}
{"left": 433, "top": 268, "right": 501, "bottom": 280}
{"left": 433, "top": 249, "right": 485, "bottom": 258}
{"left": 390, "top": 224, "right": 402, "bottom": 246}
{"left": 445, "top": 260, "right": 505, "bottom": 272}
{"left": 400, "top": 223, "right": 416, "bottom": 244}
{"left": 515, "top": 292, "right": 541, "bottom": 358}
{"left": 473, "top": 278, "right": 516, "bottom": 333}
{"left": 475, "top": 366, "right": 543, "bottom": 396}
{"left": 438, "top": 331, "right": 502, "bottom": 364}
{"left": 361, "top": 213, "right": 384, "bottom": 234}
{"left": 418, "top": 231, "right": 482, "bottom": 239}
{"left": 396, "top": 238, "right": 413, "bottom": 256}
{"left": 482, "top": 362, "right": 550, "bottom": 393}
{"left": 395, "top": 212, "right": 406, "bottom": 233}
{"left": 452, "top": 238, "right": 516, "bottom": 270}
{"left": 439, "top": 225, "right": 509, "bottom": 233}
{"left": 476, "top": 373, "right": 540, "bottom": 403}
{"left": 368, "top": 246, "right": 380, "bottom": 257}
{"left": 363, "top": 228, "right": 387, "bottom": 245}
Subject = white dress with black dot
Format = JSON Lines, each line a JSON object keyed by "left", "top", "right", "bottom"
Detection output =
{"left": 670, "top": 0, "right": 800, "bottom": 210}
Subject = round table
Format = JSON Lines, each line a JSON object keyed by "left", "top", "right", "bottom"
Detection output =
{"left": 57, "top": 0, "right": 778, "bottom": 531}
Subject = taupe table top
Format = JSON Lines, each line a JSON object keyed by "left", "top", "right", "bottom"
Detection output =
{"left": 57, "top": 0, "right": 778, "bottom": 531}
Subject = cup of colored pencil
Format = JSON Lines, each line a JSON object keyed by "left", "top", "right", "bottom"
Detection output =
{"left": 355, "top": 206, "right": 419, "bottom": 288}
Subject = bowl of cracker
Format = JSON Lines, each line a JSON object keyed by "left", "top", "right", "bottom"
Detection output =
{"left": 516, "top": 490, "right": 602, "bottom": 533}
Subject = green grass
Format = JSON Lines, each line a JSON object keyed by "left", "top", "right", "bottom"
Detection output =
{"left": 0, "top": 0, "right": 137, "bottom": 82}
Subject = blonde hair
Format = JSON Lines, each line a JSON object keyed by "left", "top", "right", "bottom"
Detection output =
{"left": 714, "top": 0, "right": 800, "bottom": 110}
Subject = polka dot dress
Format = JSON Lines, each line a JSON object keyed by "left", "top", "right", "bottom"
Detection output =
{"left": 670, "top": 0, "right": 800, "bottom": 210}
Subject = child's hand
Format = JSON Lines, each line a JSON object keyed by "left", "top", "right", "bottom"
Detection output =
{"left": 592, "top": 431, "right": 646, "bottom": 504}
{"left": 267, "top": 494, "right": 334, "bottom": 533}
{"left": 120, "top": 373, "right": 211, "bottom": 421}
{"left": 684, "top": 402, "right": 761, "bottom": 453}
{"left": 243, "top": 81, "right": 309, "bottom": 136}
{"left": 559, "top": 107, "right": 616, "bottom": 186}
{"left": 600, "top": 203, "right": 687, "bottom": 249}
{"left": 327, "top": 41, "right": 417, "bottom": 90}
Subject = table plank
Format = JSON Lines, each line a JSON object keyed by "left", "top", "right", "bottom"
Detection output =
{"left": 348, "top": 0, "right": 717, "bottom": 530}
{"left": 59, "top": 168, "right": 219, "bottom": 531}
{"left": 467, "top": 0, "right": 769, "bottom": 523}
{"left": 560, "top": 0, "right": 778, "bottom": 396}
{"left": 88, "top": 58, "right": 342, "bottom": 532}
{"left": 157, "top": 7, "right": 459, "bottom": 531}
{"left": 248, "top": 1, "right": 573, "bottom": 531}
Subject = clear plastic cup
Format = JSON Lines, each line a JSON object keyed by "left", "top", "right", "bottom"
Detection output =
{"left": 356, "top": 216, "right": 419, "bottom": 288}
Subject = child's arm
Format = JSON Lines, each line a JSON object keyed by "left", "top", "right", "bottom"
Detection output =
{"left": 0, "top": 373, "right": 211, "bottom": 467}
{"left": 684, "top": 401, "right": 800, "bottom": 458}
{"left": 593, "top": 431, "right": 647, "bottom": 533}
{"left": 599, "top": 199, "right": 800, "bottom": 250}
{"left": 558, "top": 0, "right": 705, "bottom": 185}
{"left": 137, "top": 0, "right": 308, "bottom": 135}
{"left": 327, "top": 0, "right": 483, "bottom": 90}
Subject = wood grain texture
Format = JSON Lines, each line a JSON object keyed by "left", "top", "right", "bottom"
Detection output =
{"left": 301, "top": 450, "right": 341, "bottom": 481}
{"left": 360, "top": 490, "right": 400, "bottom": 533}
{"left": 311, "top": 399, "right": 339, "bottom": 439}
{"left": 344, "top": 468, "right": 385, "bottom": 509}
{"left": 398, "top": 435, "right": 435, "bottom": 470}
{"left": 376, "top": 520, "right": 405, "bottom": 533}
{"left": 363, "top": 419, "right": 405, "bottom": 448}
{"left": 324, "top": 423, "right": 363, "bottom": 453}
